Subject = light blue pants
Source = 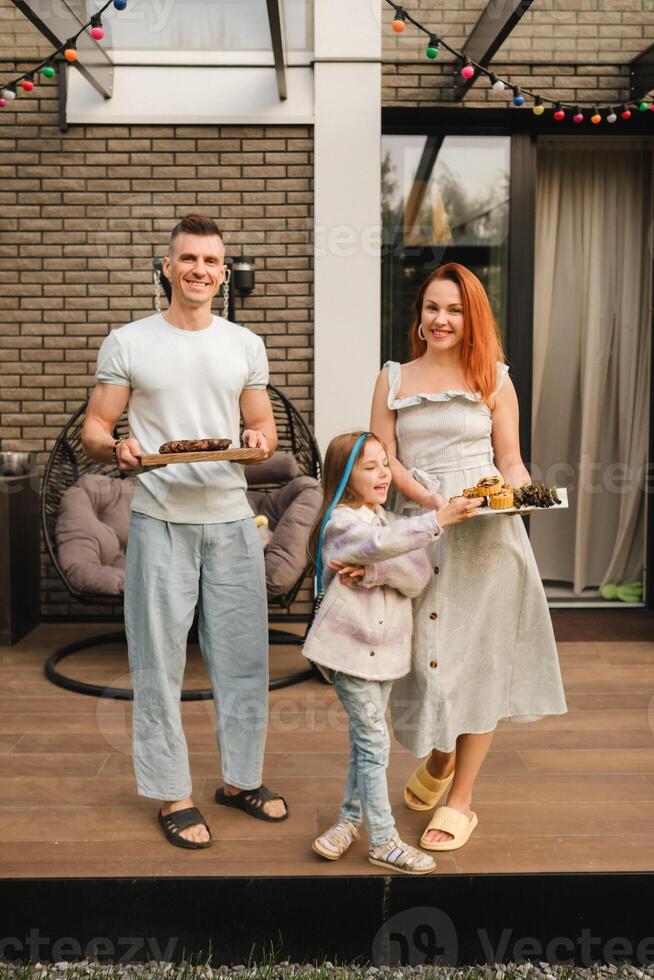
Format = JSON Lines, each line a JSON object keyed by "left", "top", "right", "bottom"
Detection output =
{"left": 333, "top": 672, "right": 397, "bottom": 846}
{"left": 124, "top": 511, "right": 269, "bottom": 801}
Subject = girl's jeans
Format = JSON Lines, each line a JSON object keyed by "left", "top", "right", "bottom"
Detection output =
{"left": 333, "top": 671, "right": 397, "bottom": 846}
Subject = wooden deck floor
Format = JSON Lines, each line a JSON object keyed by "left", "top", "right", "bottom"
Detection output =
{"left": 1, "top": 623, "right": 654, "bottom": 878}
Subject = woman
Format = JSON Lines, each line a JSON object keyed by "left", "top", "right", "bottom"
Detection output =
{"left": 369, "top": 263, "right": 567, "bottom": 851}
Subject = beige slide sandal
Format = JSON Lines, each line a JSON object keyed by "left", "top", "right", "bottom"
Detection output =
{"left": 419, "top": 805, "right": 478, "bottom": 851}
{"left": 403, "top": 760, "right": 455, "bottom": 812}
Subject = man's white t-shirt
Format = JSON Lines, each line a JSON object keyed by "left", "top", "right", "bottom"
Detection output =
{"left": 95, "top": 313, "right": 269, "bottom": 524}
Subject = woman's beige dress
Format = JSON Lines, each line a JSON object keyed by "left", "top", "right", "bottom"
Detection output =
{"left": 387, "top": 360, "right": 567, "bottom": 756}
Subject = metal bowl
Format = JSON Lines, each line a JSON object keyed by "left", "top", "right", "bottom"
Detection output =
{"left": 0, "top": 451, "right": 36, "bottom": 476}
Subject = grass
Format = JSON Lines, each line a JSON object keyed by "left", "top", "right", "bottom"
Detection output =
{"left": 1, "top": 962, "right": 652, "bottom": 979}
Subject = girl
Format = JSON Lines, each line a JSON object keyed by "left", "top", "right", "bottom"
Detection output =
{"left": 369, "top": 263, "right": 567, "bottom": 852}
{"left": 303, "top": 430, "right": 480, "bottom": 874}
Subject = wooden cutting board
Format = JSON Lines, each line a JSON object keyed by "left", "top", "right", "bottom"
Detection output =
{"left": 140, "top": 448, "right": 267, "bottom": 466}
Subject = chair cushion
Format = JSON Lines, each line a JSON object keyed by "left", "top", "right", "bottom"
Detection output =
{"left": 244, "top": 451, "right": 301, "bottom": 487}
{"left": 56, "top": 468, "right": 322, "bottom": 601}
{"left": 56, "top": 474, "right": 134, "bottom": 595}
{"left": 247, "top": 475, "right": 322, "bottom": 598}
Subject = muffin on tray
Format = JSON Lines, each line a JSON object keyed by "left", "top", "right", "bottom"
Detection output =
{"left": 475, "top": 476, "right": 503, "bottom": 497}
{"left": 490, "top": 485, "right": 514, "bottom": 510}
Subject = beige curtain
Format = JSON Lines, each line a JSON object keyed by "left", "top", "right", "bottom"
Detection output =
{"left": 531, "top": 138, "right": 652, "bottom": 593}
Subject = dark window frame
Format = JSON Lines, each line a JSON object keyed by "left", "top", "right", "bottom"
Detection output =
{"left": 382, "top": 107, "right": 654, "bottom": 610}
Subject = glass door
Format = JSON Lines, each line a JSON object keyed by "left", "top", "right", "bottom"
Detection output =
{"left": 381, "top": 135, "right": 511, "bottom": 365}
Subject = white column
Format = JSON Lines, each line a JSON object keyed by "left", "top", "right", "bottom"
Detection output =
{"left": 313, "top": 1, "right": 381, "bottom": 454}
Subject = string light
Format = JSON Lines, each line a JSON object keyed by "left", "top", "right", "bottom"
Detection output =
{"left": 0, "top": 0, "right": 125, "bottom": 114}
{"left": 63, "top": 39, "right": 78, "bottom": 62}
{"left": 425, "top": 34, "right": 439, "bottom": 59}
{"left": 90, "top": 14, "right": 105, "bottom": 41}
{"left": 392, "top": 7, "right": 406, "bottom": 32}
{"left": 489, "top": 73, "right": 505, "bottom": 93}
{"left": 381, "top": 0, "right": 653, "bottom": 124}
{"left": 460, "top": 56, "right": 475, "bottom": 80}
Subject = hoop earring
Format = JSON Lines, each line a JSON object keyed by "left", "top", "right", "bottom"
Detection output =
{"left": 153, "top": 269, "right": 162, "bottom": 315}
{"left": 222, "top": 267, "right": 232, "bottom": 320}
{"left": 418, "top": 323, "right": 426, "bottom": 342}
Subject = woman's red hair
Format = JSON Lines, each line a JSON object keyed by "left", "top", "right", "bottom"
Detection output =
{"left": 408, "top": 263, "right": 506, "bottom": 403}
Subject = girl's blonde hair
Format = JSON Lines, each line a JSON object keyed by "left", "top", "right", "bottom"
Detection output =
{"left": 307, "top": 430, "right": 386, "bottom": 567}
{"left": 409, "top": 262, "right": 506, "bottom": 403}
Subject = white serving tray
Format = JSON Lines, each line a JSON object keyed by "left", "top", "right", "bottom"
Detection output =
{"left": 475, "top": 487, "right": 568, "bottom": 516}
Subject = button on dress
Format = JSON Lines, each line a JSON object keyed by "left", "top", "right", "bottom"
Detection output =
{"left": 386, "top": 360, "right": 567, "bottom": 756}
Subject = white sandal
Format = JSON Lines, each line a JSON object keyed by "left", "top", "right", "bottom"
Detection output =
{"left": 368, "top": 834, "right": 436, "bottom": 876}
{"left": 312, "top": 820, "right": 359, "bottom": 861}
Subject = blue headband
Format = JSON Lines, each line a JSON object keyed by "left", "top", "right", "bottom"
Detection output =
{"left": 315, "top": 432, "right": 371, "bottom": 594}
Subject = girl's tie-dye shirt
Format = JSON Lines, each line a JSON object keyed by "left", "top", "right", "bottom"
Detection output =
{"left": 303, "top": 504, "right": 441, "bottom": 682}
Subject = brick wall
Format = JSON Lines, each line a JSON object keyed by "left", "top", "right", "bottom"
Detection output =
{"left": 0, "top": 3, "right": 314, "bottom": 620}
{"left": 381, "top": 0, "right": 652, "bottom": 107}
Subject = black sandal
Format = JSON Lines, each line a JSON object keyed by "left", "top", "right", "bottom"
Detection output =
{"left": 158, "top": 806, "right": 213, "bottom": 849}
{"left": 215, "top": 785, "right": 288, "bottom": 822}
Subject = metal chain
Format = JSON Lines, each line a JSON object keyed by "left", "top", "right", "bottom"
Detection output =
{"left": 153, "top": 269, "right": 161, "bottom": 314}
{"left": 222, "top": 268, "right": 231, "bottom": 320}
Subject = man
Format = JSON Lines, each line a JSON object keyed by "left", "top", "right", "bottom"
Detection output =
{"left": 83, "top": 213, "right": 287, "bottom": 848}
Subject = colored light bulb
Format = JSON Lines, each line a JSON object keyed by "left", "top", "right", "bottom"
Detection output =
{"left": 41, "top": 64, "right": 56, "bottom": 79}
{"left": 64, "top": 41, "right": 78, "bottom": 62}
{"left": 21, "top": 77, "right": 34, "bottom": 91}
{"left": 553, "top": 104, "right": 565, "bottom": 121}
{"left": 391, "top": 8, "right": 406, "bottom": 32}
{"left": 533, "top": 98, "right": 544, "bottom": 116}
{"left": 639, "top": 101, "right": 650, "bottom": 112}
{"left": 0, "top": 98, "right": 6, "bottom": 109}
{"left": 591, "top": 109, "right": 601, "bottom": 124}
{"left": 490, "top": 73, "right": 505, "bottom": 93}
{"left": 113, "top": 0, "right": 127, "bottom": 9}
{"left": 573, "top": 107, "right": 584, "bottom": 123}
{"left": 512, "top": 87, "right": 524, "bottom": 107}
{"left": 425, "top": 35, "right": 439, "bottom": 59}
{"left": 460, "top": 58, "right": 475, "bottom": 80}
{"left": 621, "top": 106, "right": 632, "bottom": 120}
{"left": 90, "top": 14, "right": 104, "bottom": 40}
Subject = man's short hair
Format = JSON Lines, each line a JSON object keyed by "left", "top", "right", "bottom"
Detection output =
{"left": 169, "top": 213, "right": 223, "bottom": 255}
